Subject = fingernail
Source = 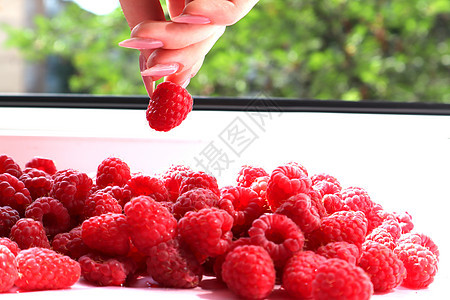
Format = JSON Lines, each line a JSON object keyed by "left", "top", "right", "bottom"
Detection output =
{"left": 180, "top": 78, "right": 191, "bottom": 89}
{"left": 118, "top": 37, "right": 164, "bottom": 49}
{"left": 141, "top": 63, "right": 179, "bottom": 77}
{"left": 172, "top": 14, "right": 211, "bottom": 24}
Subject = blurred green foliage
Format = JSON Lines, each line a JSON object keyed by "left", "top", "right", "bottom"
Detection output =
{"left": 2, "top": 0, "right": 449, "bottom": 102}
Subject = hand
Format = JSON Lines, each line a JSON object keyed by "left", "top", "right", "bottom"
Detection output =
{"left": 118, "top": 0, "right": 258, "bottom": 96}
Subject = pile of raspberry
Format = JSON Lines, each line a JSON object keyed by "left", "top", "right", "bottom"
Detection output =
{"left": 0, "top": 154, "right": 440, "bottom": 299}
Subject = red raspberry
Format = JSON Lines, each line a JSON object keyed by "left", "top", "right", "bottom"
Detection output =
{"left": 358, "top": 240, "right": 406, "bottom": 292}
{"left": 0, "top": 173, "right": 32, "bottom": 215}
{"left": 311, "top": 173, "right": 341, "bottom": 188}
{"left": 0, "top": 154, "right": 22, "bottom": 178}
{"left": 218, "top": 186, "right": 266, "bottom": 237}
{"left": 124, "top": 195, "right": 177, "bottom": 255}
{"left": 178, "top": 207, "right": 233, "bottom": 257}
{"left": 312, "top": 258, "right": 373, "bottom": 300}
{"left": 19, "top": 167, "right": 53, "bottom": 200}
{"left": 275, "top": 193, "right": 320, "bottom": 234}
{"left": 15, "top": 247, "right": 81, "bottom": 291}
{"left": 146, "top": 238, "right": 203, "bottom": 288}
{"left": 266, "top": 164, "right": 312, "bottom": 211}
{"left": 316, "top": 241, "right": 361, "bottom": 265}
{"left": 0, "top": 237, "right": 20, "bottom": 256}
{"left": 81, "top": 213, "right": 130, "bottom": 256}
{"left": 286, "top": 161, "right": 309, "bottom": 176}
{"left": 365, "top": 204, "right": 395, "bottom": 233}
{"left": 212, "top": 237, "right": 252, "bottom": 281}
{"left": 222, "top": 245, "right": 275, "bottom": 299}
{"left": 172, "top": 188, "right": 219, "bottom": 219}
{"left": 249, "top": 175, "right": 269, "bottom": 202}
{"left": 0, "top": 206, "right": 20, "bottom": 237}
{"left": 308, "top": 187, "right": 328, "bottom": 218}
{"left": 236, "top": 165, "right": 268, "bottom": 188}
{"left": 160, "top": 164, "right": 193, "bottom": 202}
{"left": 311, "top": 173, "right": 342, "bottom": 196}
{"left": 393, "top": 211, "right": 414, "bottom": 233}
{"left": 398, "top": 232, "right": 440, "bottom": 260}
{"left": 52, "top": 226, "right": 90, "bottom": 260}
{"left": 10, "top": 218, "right": 50, "bottom": 249}
{"left": 25, "top": 156, "right": 57, "bottom": 175}
{"left": 248, "top": 213, "right": 304, "bottom": 268}
{"left": 365, "top": 227, "right": 396, "bottom": 250}
{"left": 83, "top": 191, "right": 122, "bottom": 218}
{"left": 96, "top": 157, "right": 131, "bottom": 188}
{"left": 0, "top": 245, "right": 18, "bottom": 292}
{"left": 315, "top": 210, "right": 368, "bottom": 248}
{"left": 179, "top": 171, "right": 220, "bottom": 197}
{"left": 322, "top": 193, "right": 349, "bottom": 214}
{"left": 146, "top": 81, "right": 193, "bottom": 132}
{"left": 341, "top": 186, "right": 374, "bottom": 216}
{"left": 24, "top": 196, "right": 71, "bottom": 236}
{"left": 282, "top": 251, "right": 327, "bottom": 299}
{"left": 394, "top": 242, "right": 438, "bottom": 289}
{"left": 126, "top": 174, "right": 169, "bottom": 202}
{"left": 50, "top": 169, "right": 93, "bottom": 216}
{"left": 94, "top": 185, "right": 133, "bottom": 208}
{"left": 78, "top": 253, "right": 136, "bottom": 286}
{"left": 379, "top": 217, "right": 402, "bottom": 241}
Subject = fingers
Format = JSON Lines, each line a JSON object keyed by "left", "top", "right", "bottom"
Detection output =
{"left": 166, "top": 58, "right": 205, "bottom": 88}
{"left": 119, "top": 0, "right": 166, "bottom": 29}
{"left": 171, "top": 0, "right": 259, "bottom": 26}
{"left": 166, "top": 0, "right": 185, "bottom": 19}
{"left": 141, "top": 26, "right": 225, "bottom": 81}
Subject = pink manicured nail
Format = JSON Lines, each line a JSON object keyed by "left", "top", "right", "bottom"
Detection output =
{"left": 118, "top": 38, "right": 164, "bottom": 49}
{"left": 141, "top": 63, "right": 179, "bottom": 77}
{"left": 172, "top": 14, "right": 211, "bottom": 24}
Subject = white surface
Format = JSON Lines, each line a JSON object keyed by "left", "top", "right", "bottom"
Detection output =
{"left": 0, "top": 106, "right": 449, "bottom": 299}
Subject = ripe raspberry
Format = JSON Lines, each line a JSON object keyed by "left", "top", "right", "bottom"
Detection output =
{"left": 25, "top": 156, "right": 57, "bottom": 175}
{"left": 0, "top": 172, "right": 32, "bottom": 215}
{"left": 322, "top": 193, "right": 349, "bottom": 214}
{"left": 398, "top": 232, "right": 439, "bottom": 260}
{"left": 178, "top": 207, "right": 233, "bottom": 257}
{"left": 84, "top": 191, "right": 122, "bottom": 218}
{"left": 15, "top": 247, "right": 81, "bottom": 291}
{"left": 178, "top": 171, "right": 220, "bottom": 197}
{"left": 393, "top": 211, "right": 414, "bottom": 234}
{"left": 311, "top": 173, "right": 342, "bottom": 196}
{"left": 212, "top": 237, "right": 252, "bottom": 281}
{"left": 146, "top": 238, "right": 203, "bottom": 288}
{"left": 126, "top": 174, "right": 169, "bottom": 202}
{"left": 236, "top": 165, "right": 268, "bottom": 188}
{"left": 312, "top": 258, "right": 373, "bottom": 300}
{"left": 10, "top": 218, "right": 50, "bottom": 249}
{"left": 365, "top": 204, "right": 395, "bottom": 233}
{"left": 358, "top": 240, "right": 406, "bottom": 292}
{"left": 0, "top": 237, "right": 20, "bottom": 256}
{"left": 19, "top": 167, "right": 53, "bottom": 200}
{"left": 379, "top": 217, "right": 402, "bottom": 241}
{"left": 95, "top": 185, "right": 133, "bottom": 208}
{"left": 0, "top": 206, "right": 20, "bottom": 237}
{"left": 0, "top": 245, "right": 18, "bottom": 292}
{"left": 81, "top": 213, "right": 130, "bottom": 256}
{"left": 275, "top": 193, "right": 320, "bottom": 234}
{"left": 311, "top": 173, "right": 341, "bottom": 188}
{"left": 248, "top": 213, "right": 304, "bottom": 268}
{"left": 315, "top": 210, "right": 368, "bottom": 248}
{"left": 365, "top": 227, "right": 396, "bottom": 250}
{"left": 266, "top": 164, "right": 312, "bottom": 211}
{"left": 394, "top": 243, "right": 438, "bottom": 289}
{"left": 79, "top": 253, "right": 136, "bottom": 286}
{"left": 96, "top": 157, "right": 131, "bottom": 188}
{"left": 52, "top": 226, "right": 90, "bottom": 260}
{"left": 282, "top": 251, "right": 327, "bottom": 299}
{"left": 124, "top": 195, "right": 177, "bottom": 255}
{"left": 308, "top": 187, "right": 328, "bottom": 218}
{"left": 0, "top": 154, "right": 22, "bottom": 178}
{"left": 286, "top": 161, "right": 309, "bottom": 176}
{"left": 341, "top": 186, "right": 374, "bottom": 216}
{"left": 160, "top": 164, "right": 193, "bottom": 202}
{"left": 24, "top": 196, "right": 71, "bottom": 236}
{"left": 218, "top": 186, "right": 266, "bottom": 237}
{"left": 316, "top": 241, "right": 361, "bottom": 265}
{"left": 50, "top": 169, "right": 93, "bottom": 216}
{"left": 249, "top": 175, "right": 269, "bottom": 202}
{"left": 172, "top": 188, "right": 219, "bottom": 219}
{"left": 222, "top": 245, "right": 275, "bottom": 299}
{"left": 146, "top": 81, "right": 193, "bottom": 132}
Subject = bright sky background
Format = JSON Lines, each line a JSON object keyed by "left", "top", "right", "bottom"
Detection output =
{"left": 71, "top": 0, "right": 120, "bottom": 15}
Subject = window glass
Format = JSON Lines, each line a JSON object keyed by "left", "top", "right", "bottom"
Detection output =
{"left": 0, "top": 0, "right": 449, "bottom": 102}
